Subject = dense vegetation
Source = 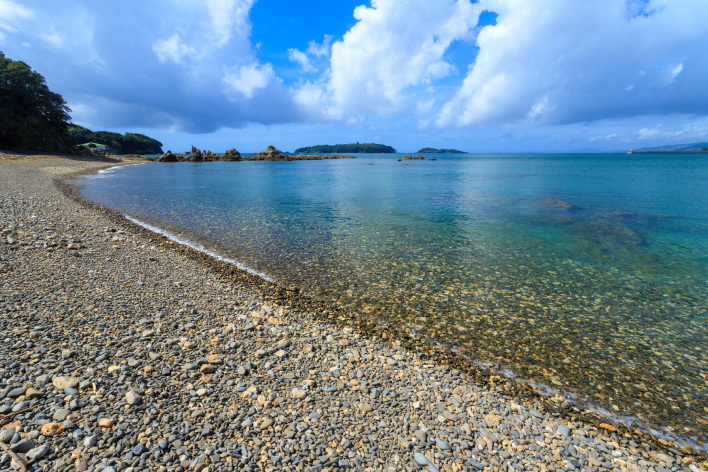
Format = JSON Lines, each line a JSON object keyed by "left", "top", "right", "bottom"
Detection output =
{"left": 417, "top": 147, "right": 465, "bottom": 153}
{"left": 68, "top": 125, "right": 163, "bottom": 155}
{"left": 295, "top": 143, "right": 396, "bottom": 153}
{"left": 0, "top": 52, "right": 72, "bottom": 152}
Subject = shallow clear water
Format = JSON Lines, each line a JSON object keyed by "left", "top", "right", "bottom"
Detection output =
{"left": 77, "top": 153, "right": 708, "bottom": 446}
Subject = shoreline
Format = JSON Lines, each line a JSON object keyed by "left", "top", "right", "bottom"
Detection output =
{"left": 0, "top": 156, "right": 704, "bottom": 472}
{"left": 61, "top": 160, "right": 708, "bottom": 455}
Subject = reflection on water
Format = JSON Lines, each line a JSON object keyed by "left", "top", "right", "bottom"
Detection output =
{"left": 76, "top": 153, "right": 708, "bottom": 447}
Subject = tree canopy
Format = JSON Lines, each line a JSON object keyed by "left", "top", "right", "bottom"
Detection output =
{"left": 416, "top": 147, "right": 465, "bottom": 153}
{"left": 67, "top": 125, "right": 163, "bottom": 155}
{"left": 295, "top": 143, "right": 396, "bottom": 153}
{"left": 0, "top": 52, "right": 72, "bottom": 152}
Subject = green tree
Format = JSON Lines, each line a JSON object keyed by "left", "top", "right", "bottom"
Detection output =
{"left": 294, "top": 143, "right": 397, "bottom": 153}
{"left": 67, "top": 125, "right": 164, "bottom": 154}
{"left": 0, "top": 52, "right": 72, "bottom": 152}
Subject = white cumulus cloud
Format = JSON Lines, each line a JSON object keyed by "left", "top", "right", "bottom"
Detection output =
{"left": 437, "top": 0, "right": 708, "bottom": 127}
{"left": 152, "top": 0, "right": 256, "bottom": 64}
{"left": 288, "top": 48, "right": 318, "bottom": 73}
{"left": 153, "top": 33, "right": 196, "bottom": 64}
{"left": 325, "top": 0, "right": 482, "bottom": 116}
{"left": 307, "top": 34, "right": 333, "bottom": 57}
{"left": 223, "top": 62, "right": 275, "bottom": 99}
{"left": 204, "top": 0, "right": 255, "bottom": 48}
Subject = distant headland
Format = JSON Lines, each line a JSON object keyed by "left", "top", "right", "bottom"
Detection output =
{"left": 295, "top": 143, "right": 396, "bottom": 153}
{"left": 416, "top": 147, "right": 465, "bottom": 153}
{"left": 68, "top": 125, "right": 164, "bottom": 155}
{"left": 629, "top": 141, "right": 708, "bottom": 153}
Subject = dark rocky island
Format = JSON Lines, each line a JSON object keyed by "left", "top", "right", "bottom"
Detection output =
{"left": 417, "top": 147, "right": 465, "bottom": 153}
{"left": 295, "top": 143, "right": 396, "bottom": 153}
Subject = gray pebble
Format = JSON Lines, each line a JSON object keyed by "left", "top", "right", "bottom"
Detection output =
{"left": 413, "top": 452, "right": 439, "bottom": 472}
{"left": 0, "top": 430, "right": 14, "bottom": 443}
{"left": 53, "top": 408, "right": 70, "bottom": 421}
{"left": 436, "top": 439, "right": 451, "bottom": 451}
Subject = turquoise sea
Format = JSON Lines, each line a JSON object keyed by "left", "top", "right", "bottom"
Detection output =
{"left": 76, "top": 153, "right": 708, "bottom": 447}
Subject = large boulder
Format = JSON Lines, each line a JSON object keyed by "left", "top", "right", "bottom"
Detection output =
{"left": 222, "top": 149, "right": 242, "bottom": 161}
{"left": 156, "top": 150, "right": 182, "bottom": 162}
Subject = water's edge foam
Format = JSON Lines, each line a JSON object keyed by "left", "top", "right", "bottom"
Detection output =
{"left": 124, "top": 215, "right": 276, "bottom": 283}
{"left": 96, "top": 162, "right": 146, "bottom": 175}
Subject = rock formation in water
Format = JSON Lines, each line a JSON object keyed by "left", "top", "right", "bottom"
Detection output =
{"left": 156, "top": 150, "right": 183, "bottom": 162}
{"left": 187, "top": 146, "right": 222, "bottom": 162}
{"left": 204, "top": 150, "right": 221, "bottom": 161}
{"left": 187, "top": 146, "right": 202, "bottom": 161}
{"left": 249, "top": 145, "right": 355, "bottom": 161}
{"left": 222, "top": 149, "right": 242, "bottom": 161}
{"left": 252, "top": 145, "right": 281, "bottom": 160}
{"left": 160, "top": 145, "right": 354, "bottom": 163}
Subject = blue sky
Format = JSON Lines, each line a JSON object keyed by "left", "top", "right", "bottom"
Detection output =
{"left": 2, "top": 0, "right": 707, "bottom": 152}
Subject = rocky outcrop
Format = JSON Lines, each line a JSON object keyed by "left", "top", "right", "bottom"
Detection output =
{"left": 156, "top": 150, "right": 183, "bottom": 162}
{"left": 252, "top": 145, "right": 281, "bottom": 160}
{"left": 222, "top": 149, "right": 242, "bottom": 161}
{"left": 204, "top": 150, "right": 221, "bottom": 161}
{"left": 163, "top": 145, "right": 354, "bottom": 163}
{"left": 188, "top": 146, "right": 203, "bottom": 161}
{"left": 246, "top": 146, "right": 356, "bottom": 161}
{"left": 187, "top": 146, "right": 223, "bottom": 162}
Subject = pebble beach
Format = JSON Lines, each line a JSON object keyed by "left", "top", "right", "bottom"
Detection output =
{"left": 0, "top": 156, "right": 705, "bottom": 472}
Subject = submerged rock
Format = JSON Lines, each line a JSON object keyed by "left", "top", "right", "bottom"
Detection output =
{"left": 540, "top": 197, "right": 573, "bottom": 209}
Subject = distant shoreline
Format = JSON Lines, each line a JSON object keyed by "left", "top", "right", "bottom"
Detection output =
{"left": 628, "top": 150, "right": 708, "bottom": 154}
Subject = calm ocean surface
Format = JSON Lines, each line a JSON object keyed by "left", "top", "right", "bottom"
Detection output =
{"left": 76, "top": 153, "right": 708, "bottom": 447}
